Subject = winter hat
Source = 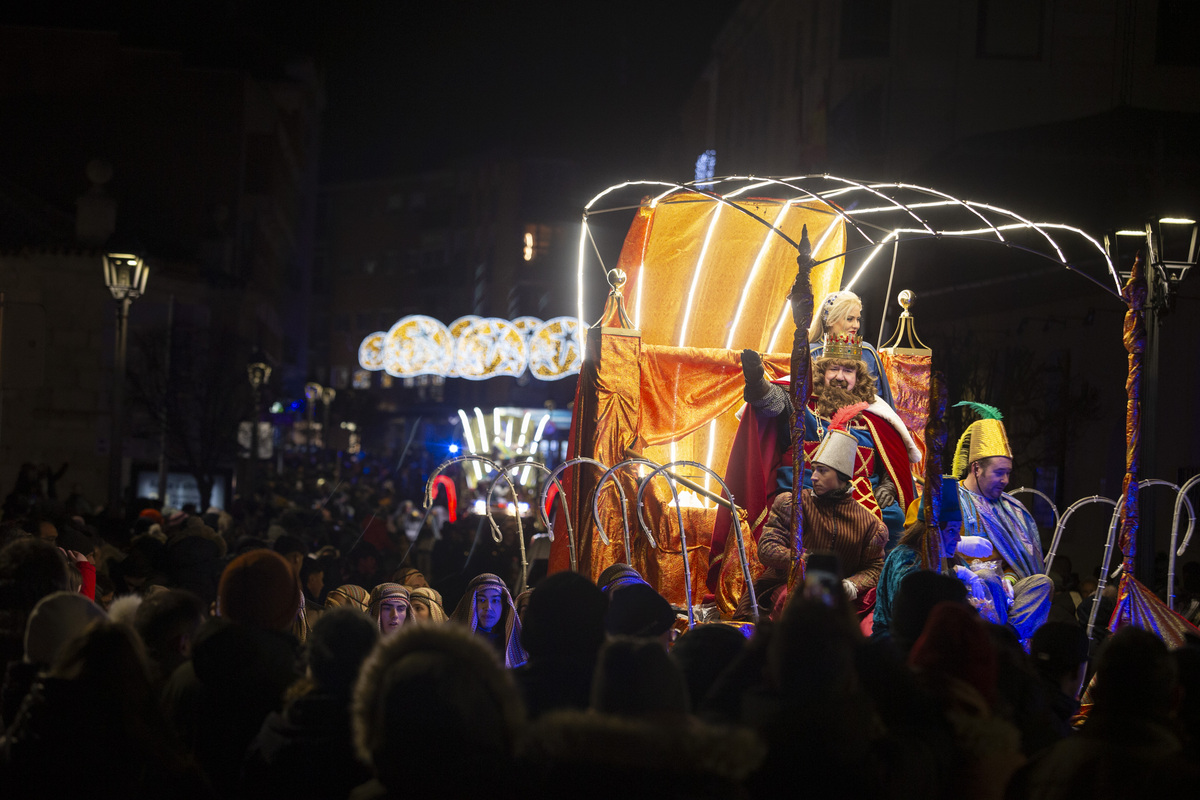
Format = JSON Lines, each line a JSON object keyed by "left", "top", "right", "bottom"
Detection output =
{"left": 890, "top": 569, "right": 969, "bottom": 651}
{"left": 139, "top": 508, "right": 165, "bottom": 526}
{"left": 909, "top": 600, "right": 999, "bottom": 708}
{"left": 604, "top": 582, "right": 676, "bottom": 638}
{"left": 24, "top": 591, "right": 107, "bottom": 665}
{"left": 307, "top": 607, "right": 378, "bottom": 693}
{"left": 1030, "top": 621, "right": 1090, "bottom": 681}
{"left": 520, "top": 570, "right": 605, "bottom": 659}
{"left": 597, "top": 563, "right": 647, "bottom": 596}
{"left": 217, "top": 549, "right": 299, "bottom": 631}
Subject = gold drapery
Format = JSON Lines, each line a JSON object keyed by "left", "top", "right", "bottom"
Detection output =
{"left": 879, "top": 350, "right": 931, "bottom": 477}
{"left": 551, "top": 193, "right": 845, "bottom": 605}
{"left": 611, "top": 193, "right": 845, "bottom": 351}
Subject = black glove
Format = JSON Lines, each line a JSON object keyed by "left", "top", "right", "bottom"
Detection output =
{"left": 741, "top": 349, "right": 770, "bottom": 402}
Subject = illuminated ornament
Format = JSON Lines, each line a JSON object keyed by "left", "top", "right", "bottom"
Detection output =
{"left": 510, "top": 316, "right": 541, "bottom": 335}
{"left": 454, "top": 317, "right": 528, "bottom": 380}
{"left": 359, "top": 332, "right": 386, "bottom": 370}
{"left": 359, "top": 315, "right": 582, "bottom": 381}
{"left": 383, "top": 315, "right": 454, "bottom": 377}
{"left": 528, "top": 317, "right": 582, "bottom": 380}
{"left": 446, "top": 315, "right": 482, "bottom": 378}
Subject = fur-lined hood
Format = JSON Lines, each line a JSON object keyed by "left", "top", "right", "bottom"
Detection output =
{"left": 519, "top": 709, "right": 766, "bottom": 782}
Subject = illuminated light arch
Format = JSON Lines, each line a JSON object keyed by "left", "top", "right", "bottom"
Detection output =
{"left": 579, "top": 176, "right": 1123, "bottom": 351}
{"left": 576, "top": 175, "right": 1125, "bottom": 486}
{"left": 358, "top": 315, "right": 582, "bottom": 380}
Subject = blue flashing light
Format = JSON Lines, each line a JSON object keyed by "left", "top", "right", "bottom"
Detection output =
{"left": 448, "top": 444, "right": 460, "bottom": 454}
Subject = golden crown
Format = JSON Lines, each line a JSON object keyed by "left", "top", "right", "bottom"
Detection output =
{"left": 821, "top": 331, "right": 863, "bottom": 361}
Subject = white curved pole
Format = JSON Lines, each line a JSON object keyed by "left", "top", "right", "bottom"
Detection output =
{"left": 425, "top": 454, "right": 528, "bottom": 594}
{"left": 1044, "top": 494, "right": 1115, "bottom": 577}
{"left": 485, "top": 461, "right": 568, "bottom": 581}
{"left": 538, "top": 457, "right": 629, "bottom": 573}
{"left": 595, "top": 458, "right": 659, "bottom": 557}
{"left": 1170, "top": 474, "right": 1200, "bottom": 610}
{"left": 1086, "top": 502, "right": 1125, "bottom": 641}
{"left": 635, "top": 460, "right": 696, "bottom": 629}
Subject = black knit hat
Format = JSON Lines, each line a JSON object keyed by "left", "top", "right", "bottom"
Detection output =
{"left": 308, "top": 607, "right": 378, "bottom": 692}
{"left": 604, "top": 582, "right": 676, "bottom": 638}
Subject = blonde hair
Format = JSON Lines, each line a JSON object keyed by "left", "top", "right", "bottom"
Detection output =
{"left": 807, "top": 290, "right": 863, "bottom": 344}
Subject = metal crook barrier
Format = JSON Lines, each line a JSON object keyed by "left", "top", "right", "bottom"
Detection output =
{"left": 1170, "top": 474, "right": 1200, "bottom": 609}
{"left": 1085, "top": 502, "right": 1124, "bottom": 641}
{"left": 635, "top": 460, "right": 697, "bottom": 629}
{"left": 425, "top": 454, "right": 529, "bottom": 594}
{"left": 1044, "top": 494, "right": 1114, "bottom": 576}
{"left": 538, "top": 457, "right": 626, "bottom": 572}
{"left": 641, "top": 460, "right": 759, "bottom": 625}
{"left": 594, "top": 458, "right": 657, "bottom": 554}
{"left": 485, "top": 460, "right": 569, "bottom": 583}
{"left": 1129, "top": 477, "right": 1195, "bottom": 610}
{"left": 1009, "top": 487, "right": 1061, "bottom": 569}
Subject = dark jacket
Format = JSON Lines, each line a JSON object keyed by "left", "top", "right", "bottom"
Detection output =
{"left": 161, "top": 617, "right": 300, "bottom": 796}
{"left": 241, "top": 689, "right": 370, "bottom": 800}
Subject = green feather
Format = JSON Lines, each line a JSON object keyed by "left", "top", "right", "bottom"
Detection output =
{"left": 953, "top": 400, "right": 1003, "bottom": 421}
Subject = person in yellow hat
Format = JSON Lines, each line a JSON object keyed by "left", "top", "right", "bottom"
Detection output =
{"left": 735, "top": 402, "right": 888, "bottom": 621}
{"left": 952, "top": 402, "right": 1053, "bottom": 645}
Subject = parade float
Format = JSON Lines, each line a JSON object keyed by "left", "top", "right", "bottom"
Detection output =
{"left": 420, "top": 175, "right": 1197, "bottom": 649}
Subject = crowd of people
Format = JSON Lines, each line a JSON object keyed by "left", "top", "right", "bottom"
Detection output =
{"left": 0, "top": 285, "right": 1198, "bottom": 797}
{"left": 0, "top": 447, "right": 1196, "bottom": 798}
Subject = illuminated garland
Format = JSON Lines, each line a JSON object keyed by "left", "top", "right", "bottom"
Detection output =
{"left": 358, "top": 315, "right": 582, "bottom": 381}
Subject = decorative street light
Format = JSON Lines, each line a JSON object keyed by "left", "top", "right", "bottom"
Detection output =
{"left": 102, "top": 252, "right": 149, "bottom": 512}
{"left": 304, "top": 382, "right": 323, "bottom": 450}
{"left": 247, "top": 355, "right": 272, "bottom": 488}
{"left": 321, "top": 386, "right": 336, "bottom": 450}
{"left": 1108, "top": 216, "right": 1197, "bottom": 582}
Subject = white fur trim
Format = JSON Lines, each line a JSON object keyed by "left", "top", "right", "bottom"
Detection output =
{"left": 107, "top": 594, "right": 143, "bottom": 626}
{"left": 867, "top": 398, "right": 922, "bottom": 463}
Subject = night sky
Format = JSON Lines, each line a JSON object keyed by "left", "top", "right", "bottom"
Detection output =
{"left": 2, "top": 1, "right": 738, "bottom": 189}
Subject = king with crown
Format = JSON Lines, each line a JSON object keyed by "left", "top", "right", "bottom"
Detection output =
{"left": 709, "top": 330, "right": 922, "bottom": 607}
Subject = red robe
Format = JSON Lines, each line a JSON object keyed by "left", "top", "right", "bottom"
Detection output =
{"left": 707, "top": 395, "right": 915, "bottom": 595}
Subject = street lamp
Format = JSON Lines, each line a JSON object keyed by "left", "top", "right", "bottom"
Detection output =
{"left": 1107, "top": 217, "right": 1197, "bottom": 583}
{"left": 304, "top": 382, "right": 323, "bottom": 450}
{"left": 102, "top": 252, "right": 149, "bottom": 513}
{"left": 321, "top": 386, "right": 336, "bottom": 450}
{"left": 247, "top": 355, "right": 272, "bottom": 488}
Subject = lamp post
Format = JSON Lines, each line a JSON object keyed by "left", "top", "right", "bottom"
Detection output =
{"left": 102, "top": 252, "right": 149, "bottom": 513}
{"left": 321, "top": 386, "right": 336, "bottom": 450}
{"left": 1109, "top": 217, "right": 1197, "bottom": 583}
{"left": 247, "top": 356, "right": 272, "bottom": 490}
{"left": 304, "top": 382, "right": 322, "bottom": 451}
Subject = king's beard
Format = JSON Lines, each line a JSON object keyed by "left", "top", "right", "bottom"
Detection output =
{"left": 814, "top": 377, "right": 875, "bottom": 419}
